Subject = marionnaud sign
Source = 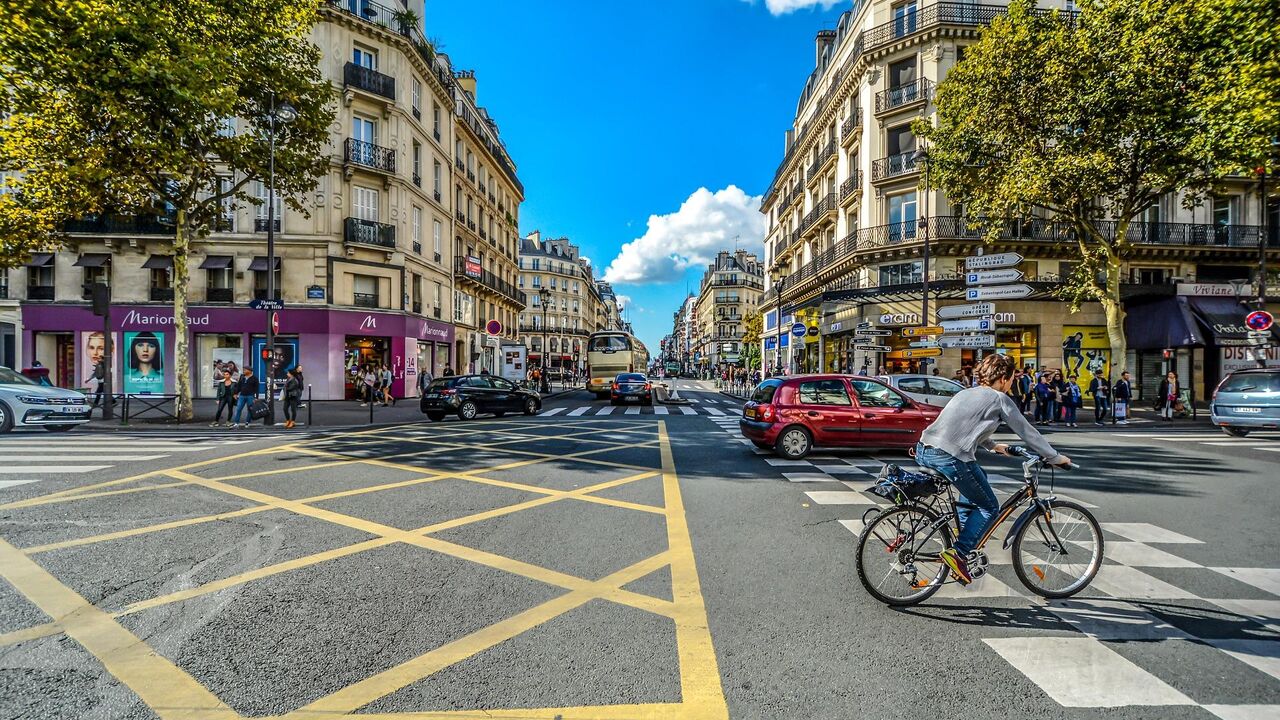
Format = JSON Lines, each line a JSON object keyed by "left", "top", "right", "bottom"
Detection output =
{"left": 966, "top": 268, "right": 1024, "bottom": 286}
{"left": 938, "top": 334, "right": 997, "bottom": 349}
{"left": 965, "top": 252, "right": 1023, "bottom": 270}
{"left": 937, "top": 302, "right": 994, "bottom": 320}
{"left": 940, "top": 318, "right": 993, "bottom": 333}
{"left": 967, "top": 284, "right": 1033, "bottom": 301}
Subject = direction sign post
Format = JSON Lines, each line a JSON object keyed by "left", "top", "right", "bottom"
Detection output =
{"left": 940, "top": 318, "right": 994, "bottom": 333}
{"left": 901, "top": 348, "right": 942, "bottom": 359}
{"left": 937, "top": 302, "right": 995, "bottom": 320}
{"left": 854, "top": 329, "right": 893, "bottom": 337}
{"left": 901, "top": 326, "right": 944, "bottom": 337}
{"left": 908, "top": 340, "right": 939, "bottom": 349}
{"left": 966, "top": 268, "right": 1024, "bottom": 286}
{"left": 966, "top": 284, "right": 1033, "bottom": 301}
{"left": 855, "top": 344, "right": 891, "bottom": 353}
{"left": 965, "top": 252, "right": 1023, "bottom": 270}
{"left": 938, "top": 334, "right": 996, "bottom": 349}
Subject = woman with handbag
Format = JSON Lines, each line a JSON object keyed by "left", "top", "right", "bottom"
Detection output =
{"left": 1156, "top": 371, "right": 1179, "bottom": 421}
{"left": 282, "top": 368, "right": 302, "bottom": 429}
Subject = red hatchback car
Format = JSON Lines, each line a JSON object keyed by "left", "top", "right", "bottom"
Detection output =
{"left": 739, "top": 374, "right": 941, "bottom": 459}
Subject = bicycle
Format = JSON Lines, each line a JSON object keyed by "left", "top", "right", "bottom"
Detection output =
{"left": 855, "top": 446, "right": 1103, "bottom": 606}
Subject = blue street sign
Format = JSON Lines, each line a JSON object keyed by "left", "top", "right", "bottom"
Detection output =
{"left": 248, "top": 298, "right": 285, "bottom": 311}
{"left": 790, "top": 322, "right": 807, "bottom": 337}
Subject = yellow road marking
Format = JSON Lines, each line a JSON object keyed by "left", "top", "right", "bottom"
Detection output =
{"left": 0, "top": 480, "right": 193, "bottom": 509}
{"left": 24, "top": 506, "right": 274, "bottom": 555}
{"left": 0, "top": 536, "right": 239, "bottom": 719}
{"left": 0, "top": 621, "right": 62, "bottom": 647}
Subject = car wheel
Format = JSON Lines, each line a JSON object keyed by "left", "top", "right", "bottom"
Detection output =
{"left": 44, "top": 424, "right": 76, "bottom": 432}
{"left": 458, "top": 401, "right": 478, "bottom": 420}
{"left": 1223, "top": 426, "right": 1250, "bottom": 438}
{"left": 775, "top": 426, "right": 812, "bottom": 460}
{"left": 426, "top": 412, "right": 446, "bottom": 422}
{"left": 523, "top": 398, "right": 538, "bottom": 416}
{"left": 0, "top": 402, "right": 12, "bottom": 434}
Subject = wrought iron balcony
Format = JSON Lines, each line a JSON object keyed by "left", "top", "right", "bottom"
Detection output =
{"left": 149, "top": 287, "right": 174, "bottom": 302}
{"left": 64, "top": 214, "right": 173, "bottom": 235}
{"left": 454, "top": 258, "right": 527, "bottom": 306}
{"left": 255, "top": 217, "right": 280, "bottom": 232}
{"left": 344, "top": 217, "right": 396, "bottom": 248}
{"left": 343, "top": 62, "right": 395, "bottom": 101}
{"left": 841, "top": 113, "right": 862, "bottom": 142}
{"left": 412, "top": 173, "right": 421, "bottom": 187}
{"left": 800, "top": 193, "right": 837, "bottom": 235}
{"left": 807, "top": 142, "right": 837, "bottom": 181}
{"left": 876, "top": 78, "right": 934, "bottom": 114}
{"left": 27, "top": 286, "right": 54, "bottom": 301}
{"left": 871, "top": 152, "right": 919, "bottom": 181}
{"left": 345, "top": 138, "right": 396, "bottom": 173}
{"left": 353, "top": 292, "right": 380, "bottom": 308}
{"left": 840, "top": 170, "right": 863, "bottom": 201}
{"left": 206, "top": 287, "right": 234, "bottom": 303}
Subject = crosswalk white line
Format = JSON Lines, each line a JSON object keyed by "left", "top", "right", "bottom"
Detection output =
{"left": 0, "top": 479, "right": 39, "bottom": 489}
{"left": 1102, "top": 523, "right": 1203, "bottom": 544}
{"left": 0, "top": 465, "right": 112, "bottom": 474}
{"left": 1090, "top": 566, "right": 1198, "bottom": 599}
{"left": 679, "top": 406, "right": 697, "bottom": 415}
{"left": 1209, "top": 568, "right": 1280, "bottom": 596}
{"left": 653, "top": 406, "right": 669, "bottom": 415}
{"left": 624, "top": 406, "right": 641, "bottom": 415}
{"left": 804, "top": 490, "right": 874, "bottom": 504}
{"left": 595, "top": 406, "right": 615, "bottom": 416}
{"left": 540, "top": 407, "right": 566, "bottom": 416}
{"left": 705, "top": 407, "right": 726, "bottom": 416}
{"left": 567, "top": 406, "right": 591, "bottom": 416}
{"left": 0, "top": 445, "right": 212, "bottom": 453}
{"left": 687, "top": 397, "right": 700, "bottom": 403}
{"left": 785, "top": 473, "right": 837, "bottom": 483}
{"left": 0, "top": 455, "right": 167, "bottom": 462}
{"left": 1208, "top": 640, "right": 1280, "bottom": 682}
{"left": 983, "top": 637, "right": 1194, "bottom": 707}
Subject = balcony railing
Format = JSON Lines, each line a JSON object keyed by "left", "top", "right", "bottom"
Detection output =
{"left": 254, "top": 217, "right": 280, "bottom": 233}
{"left": 149, "top": 287, "right": 174, "bottom": 302}
{"left": 412, "top": 173, "right": 421, "bottom": 187}
{"left": 807, "top": 142, "right": 837, "bottom": 181}
{"left": 206, "top": 287, "right": 234, "bottom": 303}
{"left": 353, "top": 292, "right": 380, "bottom": 309}
{"left": 454, "top": 258, "right": 527, "bottom": 306}
{"left": 253, "top": 289, "right": 282, "bottom": 301}
{"left": 800, "top": 193, "right": 837, "bottom": 235}
{"left": 344, "top": 217, "right": 396, "bottom": 248}
{"left": 840, "top": 170, "right": 863, "bottom": 201}
{"left": 876, "top": 78, "right": 935, "bottom": 113}
{"left": 323, "top": 1, "right": 451, "bottom": 97}
{"left": 872, "top": 152, "right": 919, "bottom": 181}
{"left": 27, "top": 286, "right": 54, "bottom": 301}
{"left": 343, "top": 62, "right": 395, "bottom": 101}
{"left": 841, "top": 113, "right": 861, "bottom": 141}
{"left": 64, "top": 214, "right": 173, "bottom": 235}
{"left": 345, "top": 138, "right": 396, "bottom": 173}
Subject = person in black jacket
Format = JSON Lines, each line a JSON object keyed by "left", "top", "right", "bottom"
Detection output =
{"left": 282, "top": 368, "right": 302, "bottom": 429}
{"left": 211, "top": 369, "right": 237, "bottom": 427}
{"left": 1113, "top": 370, "right": 1133, "bottom": 424}
{"left": 1156, "top": 371, "right": 1180, "bottom": 421}
{"left": 1088, "top": 370, "right": 1111, "bottom": 425}
{"left": 230, "top": 366, "right": 259, "bottom": 428}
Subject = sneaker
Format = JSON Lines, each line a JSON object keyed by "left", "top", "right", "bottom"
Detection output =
{"left": 941, "top": 548, "right": 973, "bottom": 585}
{"left": 1118, "top": 420, "right": 1129, "bottom": 425}
{"left": 210, "top": 421, "right": 219, "bottom": 427}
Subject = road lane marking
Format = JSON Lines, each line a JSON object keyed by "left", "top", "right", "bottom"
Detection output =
{"left": 596, "top": 406, "right": 616, "bottom": 415}
{"left": 1103, "top": 542, "right": 1200, "bottom": 568}
{"left": 1210, "top": 568, "right": 1280, "bottom": 596}
{"left": 804, "top": 490, "right": 871, "bottom": 504}
{"left": 624, "top": 406, "right": 641, "bottom": 415}
{"left": 705, "top": 407, "right": 725, "bottom": 416}
{"left": 679, "top": 406, "right": 697, "bottom": 415}
{"left": 540, "top": 407, "right": 566, "bottom": 416}
{"left": 1090, "top": 567, "right": 1199, "bottom": 599}
{"left": 654, "top": 406, "right": 669, "bottom": 415}
{"left": 1207, "top": 640, "right": 1280, "bottom": 682}
{"left": 23, "top": 505, "right": 275, "bottom": 554}
{"left": 0, "top": 455, "right": 166, "bottom": 462}
{"left": 784, "top": 473, "right": 837, "bottom": 483}
{"left": 983, "top": 637, "right": 1194, "bottom": 707}
{"left": 567, "top": 406, "right": 591, "bottom": 416}
{"left": 1102, "top": 523, "right": 1203, "bottom": 544}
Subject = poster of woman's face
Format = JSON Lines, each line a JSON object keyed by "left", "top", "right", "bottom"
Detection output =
{"left": 80, "top": 331, "right": 117, "bottom": 386}
{"left": 123, "top": 331, "right": 165, "bottom": 394}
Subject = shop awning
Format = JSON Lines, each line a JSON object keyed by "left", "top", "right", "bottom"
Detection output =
{"left": 1185, "top": 296, "right": 1280, "bottom": 346}
{"left": 247, "top": 256, "right": 281, "bottom": 272}
{"left": 72, "top": 253, "right": 111, "bottom": 267}
{"left": 1124, "top": 296, "right": 1205, "bottom": 349}
{"left": 199, "top": 255, "right": 234, "bottom": 270}
{"left": 24, "top": 253, "right": 54, "bottom": 267}
{"left": 142, "top": 254, "right": 174, "bottom": 270}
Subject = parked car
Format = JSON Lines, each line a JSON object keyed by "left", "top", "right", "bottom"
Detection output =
{"left": 876, "top": 374, "right": 966, "bottom": 408}
{"left": 739, "top": 374, "right": 941, "bottom": 459}
{"left": 610, "top": 372, "right": 653, "bottom": 405}
{"left": 1210, "top": 368, "right": 1280, "bottom": 437}
{"left": 0, "top": 366, "right": 92, "bottom": 433}
{"left": 420, "top": 374, "right": 541, "bottom": 421}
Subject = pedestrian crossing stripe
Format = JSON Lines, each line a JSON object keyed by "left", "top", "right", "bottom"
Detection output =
{"left": 0, "top": 434, "right": 272, "bottom": 488}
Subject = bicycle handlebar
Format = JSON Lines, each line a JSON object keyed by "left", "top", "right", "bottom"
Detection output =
{"left": 1006, "top": 445, "right": 1079, "bottom": 471}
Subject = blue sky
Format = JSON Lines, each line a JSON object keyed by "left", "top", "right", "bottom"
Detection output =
{"left": 425, "top": 0, "right": 846, "bottom": 351}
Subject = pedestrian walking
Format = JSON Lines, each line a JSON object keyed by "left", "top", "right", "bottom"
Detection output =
{"left": 1034, "top": 372, "right": 1052, "bottom": 425}
{"left": 418, "top": 365, "right": 434, "bottom": 396}
{"left": 360, "top": 364, "right": 377, "bottom": 406}
{"left": 230, "top": 366, "right": 259, "bottom": 428}
{"left": 1064, "top": 375, "right": 1083, "bottom": 427}
{"left": 1051, "top": 370, "right": 1068, "bottom": 424}
{"left": 1011, "top": 368, "right": 1027, "bottom": 409}
{"left": 210, "top": 369, "right": 237, "bottom": 427}
{"left": 1157, "top": 371, "right": 1180, "bottom": 421}
{"left": 282, "top": 368, "right": 302, "bottom": 429}
{"left": 89, "top": 356, "right": 108, "bottom": 409}
{"left": 1088, "top": 370, "right": 1111, "bottom": 425}
{"left": 1017, "top": 366, "right": 1034, "bottom": 414}
{"left": 1114, "top": 371, "right": 1133, "bottom": 424}
{"left": 380, "top": 364, "right": 395, "bottom": 406}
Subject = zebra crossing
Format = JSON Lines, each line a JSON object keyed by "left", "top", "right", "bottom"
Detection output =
{"left": 542, "top": 393, "right": 741, "bottom": 418}
{"left": 0, "top": 433, "right": 270, "bottom": 489}
{"left": 1115, "top": 431, "right": 1280, "bottom": 454}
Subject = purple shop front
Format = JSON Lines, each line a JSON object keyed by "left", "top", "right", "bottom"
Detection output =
{"left": 21, "top": 304, "right": 454, "bottom": 400}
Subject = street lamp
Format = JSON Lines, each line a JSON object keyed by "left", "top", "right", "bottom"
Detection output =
{"left": 264, "top": 93, "right": 296, "bottom": 426}
{"left": 538, "top": 287, "right": 551, "bottom": 392}
{"left": 911, "top": 144, "right": 931, "bottom": 326}
{"left": 773, "top": 275, "right": 786, "bottom": 376}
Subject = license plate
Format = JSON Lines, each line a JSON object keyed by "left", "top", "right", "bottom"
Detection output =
{"left": 60, "top": 406, "right": 77, "bottom": 413}
{"left": 1237, "top": 407, "right": 1262, "bottom": 413}
{"left": 745, "top": 408, "right": 757, "bottom": 418}
{"left": 425, "top": 394, "right": 439, "bottom": 399}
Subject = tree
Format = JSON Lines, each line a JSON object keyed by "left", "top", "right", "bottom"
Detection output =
{"left": 0, "top": 0, "right": 334, "bottom": 418}
{"left": 918, "top": 0, "right": 1250, "bottom": 375}
{"left": 741, "top": 311, "right": 763, "bottom": 370}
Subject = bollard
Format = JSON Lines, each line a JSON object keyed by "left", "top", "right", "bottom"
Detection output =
{"left": 307, "top": 384, "right": 313, "bottom": 427}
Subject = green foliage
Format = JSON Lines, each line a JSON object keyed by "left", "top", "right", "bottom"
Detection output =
{"left": 741, "top": 311, "right": 763, "bottom": 369}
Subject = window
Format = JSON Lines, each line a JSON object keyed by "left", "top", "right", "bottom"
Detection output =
{"left": 888, "top": 57, "right": 916, "bottom": 89}
{"left": 352, "top": 46, "right": 377, "bottom": 69}
{"left": 850, "top": 379, "right": 909, "bottom": 408}
{"left": 1133, "top": 267, "right": 1172, "bottom": 285}
{"left": 353, "top": 274, "right": 379, "bottom": 308}
{"left": 926, "top": 378, "right": 963, "bottom": 397}
{"left": 887, "top": 124, "right": 916, "bottom": 156}
{"left": 411, "top": 273, "right": 422, "bottom": 311}
{"left": 352, "top": 116, "right": 377, "bottom": 145}
{"left": 879, "top": 261, "right": 923, "bottom": 286}
{"left": 433, "top": 281, "right": 442, "bottom": 311}
{"left": 412, "top": 141, "right": 421, "bottom": 183}
{"left": 411, "top": 77, "right": 422, "bottom": 116}
{"left": 888, "top": 191, "right": 918, "bottom": 242}
{"left": 892, "top": 0, "right": 917, "bottom": 37}
{"left": 798, "top": 379, "right": 852, "bottom": 406}
{"left": 432, "top": 219, "right": 442, "bottom": 257}
{"left": 1213, "top": 196, "right": 1233, "bottom": 226}
{"left": 352, "top": 186, "right": 379, "bottom": 221}
{"left": 412, "top": 206, "right": 422, "bottom": 245}
{"left": 432, "top": 103, "right": 441, "bottom": 137}
{"left": 255, "top": 181, "right": 281, "bottom": 231}
{"left": 433, "top": 160, "right": 442, "bottom": 195}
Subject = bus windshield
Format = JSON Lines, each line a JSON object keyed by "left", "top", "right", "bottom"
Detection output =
{"left": 588, "top": 335, "right": 630, "bottom": 353}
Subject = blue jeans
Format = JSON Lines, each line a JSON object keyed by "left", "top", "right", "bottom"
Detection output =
{"left": 232, "top": 395, "right": 254, "bottom": 424}
{"left": 915, "top": 443, "right": 999, "bottom": 556}
{"left": 1064, "top": 405, "right": 1077, "bottom": 424}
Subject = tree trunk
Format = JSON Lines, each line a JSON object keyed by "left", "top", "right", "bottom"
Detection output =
{"left": 172, "top": 211, "right": 194, "bottom": 421}
{"left": 1102, "top": 254, "right": 1128, "bottom": 377}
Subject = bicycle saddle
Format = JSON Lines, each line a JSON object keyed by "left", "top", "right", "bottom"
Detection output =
{"left": 915, "top": 466, "right": 948, "bottom": 481}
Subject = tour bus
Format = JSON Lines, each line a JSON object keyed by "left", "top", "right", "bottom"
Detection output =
{"left": 585, "top": 331, "right": 650, "bottom": 398}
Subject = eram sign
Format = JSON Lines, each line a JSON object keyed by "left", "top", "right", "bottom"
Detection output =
{"left": 879, "top": 312, "right": 920, "bottom": 326}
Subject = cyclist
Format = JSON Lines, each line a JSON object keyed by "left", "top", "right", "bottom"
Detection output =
{"left": 916, "top": 354, "right": 1072, "bottom": 584}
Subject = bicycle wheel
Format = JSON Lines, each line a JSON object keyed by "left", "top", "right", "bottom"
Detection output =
{"left": 856, "top": 505, "right": 951, "bottom": 606}
{"left": 1011, "top": 500, "right": 1104, "bottom": 599}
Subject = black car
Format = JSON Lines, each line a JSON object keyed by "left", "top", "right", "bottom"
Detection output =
{"left": 420, "top": 375, "right": 542, "bottom": 421}
{"left": 610, "top": 372, "right": 652, "bottom": 405}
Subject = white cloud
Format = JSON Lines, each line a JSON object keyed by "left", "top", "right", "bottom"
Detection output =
{"left": 616, "top": 293, "right": 633, "bottom": 309}
{"left": 602, "top": 186, "right": 765, "bottom": 285}
{"left": 750, "top": 0, "right": 844, "bottom": 16}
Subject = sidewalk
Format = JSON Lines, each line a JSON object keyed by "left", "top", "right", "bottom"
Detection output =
{"left": 82, "top": 388, "right": 577, "bottom": 431}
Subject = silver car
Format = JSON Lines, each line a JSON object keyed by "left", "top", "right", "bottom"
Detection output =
{"left": 0, "top": 367, "right": 92, "bottom": 433}
{"left": 1211, "top": 368, "right": 1280, "bottom": 437}
{"left": 876, "top": 374, "right": 966, "bottom": 408}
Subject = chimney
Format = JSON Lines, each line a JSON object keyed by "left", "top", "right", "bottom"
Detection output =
{"left": 815, "top": 30, "right": 836, "bottom": 67}
{"left": 454, "top": 69, "right": 477, "bottom": 98}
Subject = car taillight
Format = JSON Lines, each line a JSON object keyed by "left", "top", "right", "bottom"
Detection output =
{"left": 611, "top": 382, "right": 619, "bottom": 390}
{"left": 440, "top": 389, "right": 457, "bottom": 395}
{"left": 644, "top": 383, "right": 651, "bottom": 391}
{"left": 758, "top": 404, "right": 776, "bottom": 423}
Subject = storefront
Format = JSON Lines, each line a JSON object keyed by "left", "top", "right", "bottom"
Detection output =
{"left": 21, "top": 305, "right": 453, "bottom": 401}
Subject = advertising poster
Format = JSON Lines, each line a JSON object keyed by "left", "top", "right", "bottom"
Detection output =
{"left": 122, "top": 331, "right": 165, "bottom": 394}
{"left": 1220, "top": 346, "right": 1280, "bottom": 379}
{"left": 80, "top": 331, "right": 117, "bottom": 389}
{"left": 251, "top": 337, "right": 299, "bottom": 385}
{"left": 1062, "top": 326, "right": 1110, "bottom": 380}
{"left": 211, "top": 348, "right": 243, "bottom": 386}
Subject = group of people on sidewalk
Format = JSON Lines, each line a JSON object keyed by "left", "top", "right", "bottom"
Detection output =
{"left": 212, "top": 365, "right": 306, "bottom": 429}
{"left": 1008, "top": 365, "right": 1139, "bottom": 427}
{"left": 352, "top": 362, "right": 399, "bottom": 408}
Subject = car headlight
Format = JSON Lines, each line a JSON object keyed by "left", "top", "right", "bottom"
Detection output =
{"left": 16, "top": 396, "right": 53, "bottom": 405}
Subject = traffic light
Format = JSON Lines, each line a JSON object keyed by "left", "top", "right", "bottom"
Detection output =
{"left": 90, "top": 283, "right": 110, "bottom": 317}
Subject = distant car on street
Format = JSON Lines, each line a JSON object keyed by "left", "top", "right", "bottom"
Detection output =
{"left": 610, "top": 372, "right": 653, "bottom": 405}
{"left": 1210, "top": 368, "right": 1280, "bottom": 437}
{"left": 0, "top": 366, "right": 91, "bottom": 433}
{"left": 876, "top": 374, "right": 966, "bottom": 408}
{"left": 739, "top": 374, "right": 941, "bottom": 459}
{"left": 420, "top": 374, "right": 541, "bottom": 422}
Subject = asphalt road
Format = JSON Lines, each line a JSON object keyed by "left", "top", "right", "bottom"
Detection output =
{"left": 0, "top": 381, "right": 1276, "bottom": 719}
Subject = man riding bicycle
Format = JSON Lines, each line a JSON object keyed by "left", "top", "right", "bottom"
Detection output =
{"left": 917, "top": 355, "right": 1072, "bottom": 584}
